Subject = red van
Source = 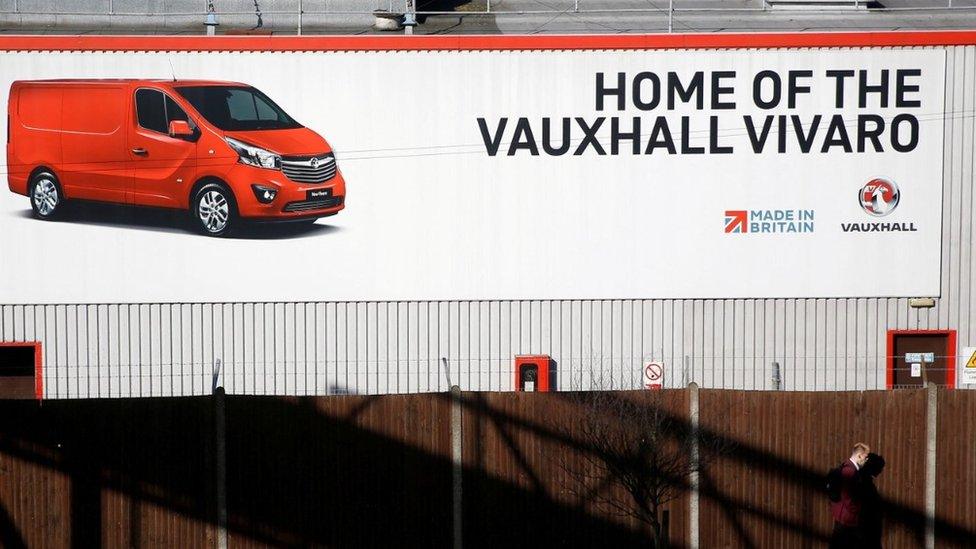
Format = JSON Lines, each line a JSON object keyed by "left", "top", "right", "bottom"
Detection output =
{"left": 6, "top": 79, "right": 345, "bottom": 236}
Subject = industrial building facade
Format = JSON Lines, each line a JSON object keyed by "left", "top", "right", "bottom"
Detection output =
{"left": 0, "top": 32, "right": 973, "bottom": 398}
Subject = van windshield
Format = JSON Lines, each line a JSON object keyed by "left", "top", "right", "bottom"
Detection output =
{"left": 176, "top": 86, "right": 302, "bottom": 131}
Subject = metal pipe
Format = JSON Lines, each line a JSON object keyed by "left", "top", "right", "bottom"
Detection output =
{"left": 298, "top": 0, "right": 303, "bottom": 35}
{"left": 405, "top": 0, "right": 415, "bottom": 34}
{"left": 669, "top": 0, "right": 673, "bottom": 32}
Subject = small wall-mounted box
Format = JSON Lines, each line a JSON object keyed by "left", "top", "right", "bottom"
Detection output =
{"left": 514, "top": 355, "right": 551, "bottom": 392}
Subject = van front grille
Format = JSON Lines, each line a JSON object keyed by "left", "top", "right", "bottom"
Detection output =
{"left": 282, "top": 197, "right": 344, "bottom": 212}
{"left": 280, "top": 153, "right": 337, "bottom": 184}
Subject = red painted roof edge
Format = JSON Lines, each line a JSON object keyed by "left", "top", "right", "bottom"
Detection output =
{"left": 0, "top": 30, "right": 974, "bottom": 52}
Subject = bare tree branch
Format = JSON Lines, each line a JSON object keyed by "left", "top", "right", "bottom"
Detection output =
{"left": 553, "top": 387, "right": 735, "bottom": 549}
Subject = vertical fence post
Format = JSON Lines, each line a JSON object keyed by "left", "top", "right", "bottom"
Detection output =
{"left": 688, "top": 382, "right": 700, "bottom": 549}
{"left": 451, "top": 385, "right": 463, "bottom": 549}
{"left": 214, "top": 385, "right": 228, "bottom": 549}
{"left": 924, "top": 382, "right": 937, "bottom": 549}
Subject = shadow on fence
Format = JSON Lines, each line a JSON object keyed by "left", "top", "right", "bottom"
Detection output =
{"left": 0, "top": 388, "right": 973, "bottom": 547}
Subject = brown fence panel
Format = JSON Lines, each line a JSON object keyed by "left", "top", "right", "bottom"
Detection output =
{"left": 936, "top": 389, "right": 976, "bottom": 547}
{"left": 698, "top": 389, "right": 928, "bottom": 549}
{"left": 1, "top": 389, "right": 974, "bottom": 548}
{"left": 871, "top": 390, "right": 928, "bottom": 548}
{"left": 0, "top": 397, "right": 215, "bottom": 549}
{"left": 461, "top": 390, "right": 689, "bottom": 547}
{"left": 225, "top": 393, "right": 453, "bottom": 548}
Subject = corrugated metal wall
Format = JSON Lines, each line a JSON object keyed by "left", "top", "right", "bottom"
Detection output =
{"left": 0, "top": 45, "right": 973, "bottom": 399}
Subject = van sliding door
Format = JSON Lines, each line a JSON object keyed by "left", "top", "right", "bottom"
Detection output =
{"left": 60, "top": 85, "right": 129, "bottom": 203}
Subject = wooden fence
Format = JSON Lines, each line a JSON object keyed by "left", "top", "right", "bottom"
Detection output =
{"left": 0, "top": 388, "right": 973, "bottom": 547}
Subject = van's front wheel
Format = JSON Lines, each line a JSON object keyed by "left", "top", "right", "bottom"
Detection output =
{"left": 29, "top": 172, "right": 65, "bottom": 220}
{"left": 192, "top": 183, "right": 238, "bottom": 237}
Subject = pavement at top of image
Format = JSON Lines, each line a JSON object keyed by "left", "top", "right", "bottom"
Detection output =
{"left": 0, "top": 0, "right": 976, "bottom": 35}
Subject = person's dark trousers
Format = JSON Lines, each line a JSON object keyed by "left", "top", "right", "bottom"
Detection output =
{"left": 829, "top": 523, "right": 863, "bottom": 548}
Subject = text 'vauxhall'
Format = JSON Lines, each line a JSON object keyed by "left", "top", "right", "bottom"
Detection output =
{"left": 477, "top": 69, "right": 924, "bottom": 156}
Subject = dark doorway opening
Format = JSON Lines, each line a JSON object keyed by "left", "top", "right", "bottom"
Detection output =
{"left": 887, "top": 330, "right": 956, "bottom": 389}
{"left": 0, "top": 342, "right": 41, "bottom": 399}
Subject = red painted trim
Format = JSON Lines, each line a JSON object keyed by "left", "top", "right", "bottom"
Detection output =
{"left": 0, "top": 31, "right": 974, "bottom": 52}
{"left": 947, "top": 330, "right": 957, "bottom": 389}
{"left": 885, "top": 329, "right": 957, "bottom": 389}
{"left": 0, "top": 341, "right": 43, "bottom": 399}
{"left": 886, "top": 331, "right": 895, "bottom": 390}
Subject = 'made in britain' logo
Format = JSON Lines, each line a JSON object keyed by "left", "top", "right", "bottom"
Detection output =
{"left": 724, "top": 209, "right": 815, "bottom": 234}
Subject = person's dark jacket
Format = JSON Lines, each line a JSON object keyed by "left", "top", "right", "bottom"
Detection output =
{"left": 830, "top": 460, "right": 862, "bottom": 527}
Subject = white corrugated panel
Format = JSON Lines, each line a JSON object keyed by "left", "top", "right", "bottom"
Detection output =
{"left": 1, "top": 45, "right": 973, "bottom": 398}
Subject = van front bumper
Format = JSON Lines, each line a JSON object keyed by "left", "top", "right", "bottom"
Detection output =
{"left": 229, "top": 165, "right": 346, "bottom": 220}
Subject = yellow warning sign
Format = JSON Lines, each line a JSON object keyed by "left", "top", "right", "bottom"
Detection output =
{"left": 963, "top": 348, "right": 976, "bottom": 385}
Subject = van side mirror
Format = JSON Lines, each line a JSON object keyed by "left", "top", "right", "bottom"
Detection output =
{"left": 168, "top": 120, "right": 193, "bottom": 138}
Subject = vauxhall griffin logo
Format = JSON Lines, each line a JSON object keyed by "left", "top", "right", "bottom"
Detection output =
{"left": 841, "top": 177, "right": 916, "bottom": 233}
{"left": 310, "top": 157, "right": 320, "bottom": 169}
{"left": 859, "top": 178, "right": 900, "bottom": 216}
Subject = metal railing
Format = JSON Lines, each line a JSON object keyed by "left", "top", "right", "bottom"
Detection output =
{"left": 3, "top": 0, "right": 976, "bottom": 36}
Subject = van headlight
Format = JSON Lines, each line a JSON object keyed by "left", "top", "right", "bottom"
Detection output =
{"left": 225, "top": 137, "right": 281, "bottom": 170}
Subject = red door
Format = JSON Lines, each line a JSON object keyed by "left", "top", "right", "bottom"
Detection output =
{"left": 887, "top": 330, "right": 957, "bottom": 389}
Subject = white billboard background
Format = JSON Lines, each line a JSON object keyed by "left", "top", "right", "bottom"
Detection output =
{"left": 0, "top": 48, "right": 946, "bottom": 303}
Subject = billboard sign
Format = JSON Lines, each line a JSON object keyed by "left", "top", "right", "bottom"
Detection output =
{"left": 0, "top": 46, "right": 946, "bottom": 302}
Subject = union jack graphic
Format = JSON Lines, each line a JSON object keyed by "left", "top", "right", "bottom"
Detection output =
{"left": 724, "top": 210, "right": 748, "bottom": 233}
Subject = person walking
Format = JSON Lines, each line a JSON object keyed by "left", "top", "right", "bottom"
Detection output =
{"left": 829, "top": 442, "right": 870, "bottom": 548}
{"left": 859, "top": 452, "right": 887, "bottom": 548}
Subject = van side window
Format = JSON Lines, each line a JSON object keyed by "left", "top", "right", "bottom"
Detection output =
{"left": 136, "top": 89, "right": 167, "bottom": 134}
{"left": 136, "top": 89, "right": 195, "bottom": 135}
{"left": 165, "top": 96, "right": 191, "bottom": 125}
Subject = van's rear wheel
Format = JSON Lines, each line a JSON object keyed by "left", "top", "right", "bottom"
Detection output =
{"left": 29, "top": 172, "right": 64, "bottom": 220}
{"left": 193, "top": 183, "right": 237, "bottom": 237}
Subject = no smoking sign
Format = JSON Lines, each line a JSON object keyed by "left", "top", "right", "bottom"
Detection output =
{"left": 644, "top": 361, "right": 664, "bottom": 389}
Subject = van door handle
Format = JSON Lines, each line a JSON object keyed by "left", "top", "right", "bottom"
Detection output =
{"left": 131, "top": 148, "right": 148, "bottom": 156}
